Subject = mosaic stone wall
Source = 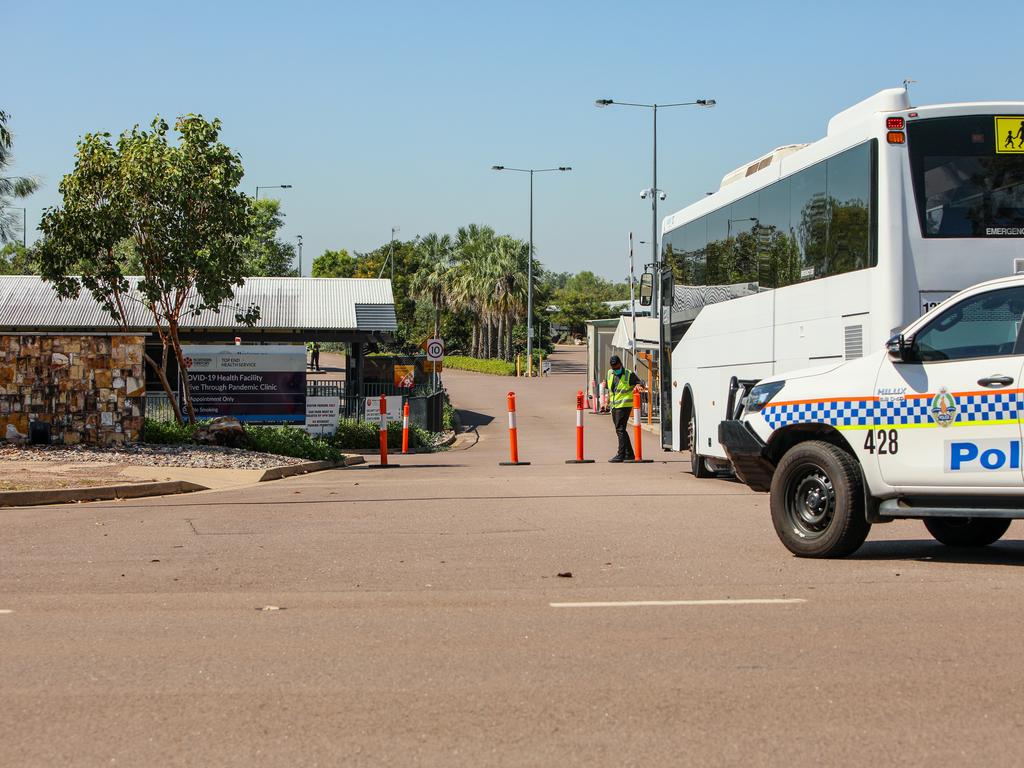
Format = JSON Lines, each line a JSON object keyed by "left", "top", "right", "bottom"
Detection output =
{"left": 0, "top": 334, "right": 146, "bottom": 445}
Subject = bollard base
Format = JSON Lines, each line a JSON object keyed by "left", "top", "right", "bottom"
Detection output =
{"left": 498, "top": 461, "right": 531, "bottom": 466}
{"left": 630, "top": 459, "right": 655, "bottom": 464}
{"left": 565, "top": 459, "right": 596, "bottom": 464}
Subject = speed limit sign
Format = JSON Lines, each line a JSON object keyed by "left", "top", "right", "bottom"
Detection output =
{"left": 426, "top": 338, "right": 445, "bottom": 362}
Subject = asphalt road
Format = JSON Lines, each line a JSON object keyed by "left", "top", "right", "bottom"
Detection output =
{"left": 4, "top": 345, "right": 1024, "bottom": 766}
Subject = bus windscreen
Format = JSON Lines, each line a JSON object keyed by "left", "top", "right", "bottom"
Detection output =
{"left": 908, "top": 115, "right": 1024, "bottom": 238}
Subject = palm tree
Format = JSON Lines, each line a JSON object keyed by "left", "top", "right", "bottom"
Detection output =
{"left": 409, "top": 232, "right": 454, "bottom": 338}
{"left": 0, "top": 111, "right": 39, "bottom": 244}
{"left": 491, "top": 237, "right": 529, "bottom": 361}
{"left": 452, "top": 224, "right": 497, "bottom": 357}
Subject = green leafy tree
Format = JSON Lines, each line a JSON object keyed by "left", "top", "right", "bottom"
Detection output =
{"left": 354, "top": 238, "right": 424, "bottom": 349}
{"left": 551, "top": 292, "right": 610, "bottom": 337}
{"left": 558, "top": 270, "right": 630, "bottom": 302}
{"left": 242, "top": 198, "right": 296, "bottom": 276}
{"left": 0, "top": 242, "right": 38, "bottom": 274}
{"left": 0, "top": 110, "right": 40, "bottom": 244}
{"left": 311, "top": 248, "right": 357, "bottom": 278}
{"left": 37, "top": 115, "right": 257, "bottom": 424}
{"left": 549, "top": 270, "right": 630, "bottom": 339}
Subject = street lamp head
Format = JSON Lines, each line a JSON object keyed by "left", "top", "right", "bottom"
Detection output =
{"left": 558, "top": 166, "right": 572, "bottom": 171}
{"left": 594, "top": 99, "right": 614, "bottom": 108}
{"left": 491, "top": 165, "right": 505, "bottom": 171}
{"left": 280, "top": 184, "right": 293, "bottom": 188}
{"left": 696, "top": 99, "right": 716, "bottom": 108}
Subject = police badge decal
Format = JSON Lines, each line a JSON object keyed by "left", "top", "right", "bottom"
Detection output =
{"left": 930, "top": 387, "right": 958, "bottom": 428}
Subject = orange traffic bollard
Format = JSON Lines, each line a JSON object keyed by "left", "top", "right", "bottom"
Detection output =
{"left": 402, "top": 401, "right": 410, "bottom": 455}
{"left": 370, "top": 394, "right": 399, "bottom": 468}
{"left": 379, "top": 394, "right": 389, "bottom": 466}
{"left": 499, "top": 391, "right": 530, "bottom": 466}
{"left": 632, "top": 387, "right": 653, "bottom": 463}
{"left": 566, "top": 390, "right": 595, "bottom": 464}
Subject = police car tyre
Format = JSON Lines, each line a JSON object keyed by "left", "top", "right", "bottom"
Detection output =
{"left": 770, "top": 441, "right": 870, "bottom": 558}
{"left": 688, "top": 414, "right": 714, "bottom": 478}
{"left": 923, "top": 517, "right": 1011, "bottom": 548}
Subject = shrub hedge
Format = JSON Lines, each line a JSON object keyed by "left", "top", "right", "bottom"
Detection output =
{"left": 442, "top": 356, "right": 517, "bottom": 376}
{"left": 142, "top": 419, "right": 199, "bottom": 444}
{"left": 142, "top": 417, "right": 436, "bottom": 460}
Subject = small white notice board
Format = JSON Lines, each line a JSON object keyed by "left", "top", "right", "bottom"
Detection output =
{"left": 305, "top": 396, "right": 340, "bottom": 436}
{"left": 365, "top": 395, "right": 404, "bottom": 422}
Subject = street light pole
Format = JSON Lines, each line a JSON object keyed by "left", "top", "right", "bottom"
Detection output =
{"left": 254, "top": 184, "right": 292, "bottom": 200}
{"left": 595, "top": 96, "right": 715, "bottom": 445}
{"left": 528, "top": 170, "right": 534, "bottom": 374}
{"left": 491, "top": 165, "right": 572, "bottom": 376}
{"left": 594, "top": 98, "right": 715, "bottom": 315}
{"left": 652, "top": 105, "right": 658, "bottom": 310}
{"left": 8, "top": 207, "right": 27, "bottom": 248}
{"left": 296, "top": 234, "right": 303, "bottom": 276}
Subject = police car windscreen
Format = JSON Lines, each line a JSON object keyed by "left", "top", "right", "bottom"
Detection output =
{"left": 908, "top": 115, "right": 1024, "bottom": 238}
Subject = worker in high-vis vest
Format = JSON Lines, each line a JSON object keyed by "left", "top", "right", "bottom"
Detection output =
{"left": 606, "top": 355, "right": 642, "bottom": 462}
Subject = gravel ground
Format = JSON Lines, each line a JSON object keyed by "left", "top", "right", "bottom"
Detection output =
{"left": 0, "top": 443, "right": 308, "bottom": 470}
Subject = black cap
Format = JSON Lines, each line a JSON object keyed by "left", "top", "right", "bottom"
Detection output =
{"left": 609, "top": 355, "right": 622, "bottom": 367}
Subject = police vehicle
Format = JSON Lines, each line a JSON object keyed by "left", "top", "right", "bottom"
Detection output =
{"left": 720, "top": 274, "right": 1024, "bottom": 557}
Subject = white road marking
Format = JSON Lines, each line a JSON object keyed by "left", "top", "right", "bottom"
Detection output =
{"left": 0, "top": 609, "right": 13, "bottom": 614}
{"left": 549, "top": 598, "right": 806, "bottom": 608}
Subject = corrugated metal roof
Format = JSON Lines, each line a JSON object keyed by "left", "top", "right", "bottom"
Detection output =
{"left": 0, "top": 276, "right": 396, "bottom": 332}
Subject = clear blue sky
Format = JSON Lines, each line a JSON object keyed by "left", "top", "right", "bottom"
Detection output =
{"left": 5, "top": 0, "right": 1010, "bottom": 280}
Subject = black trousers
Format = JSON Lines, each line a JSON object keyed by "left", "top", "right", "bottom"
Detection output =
{"left": 611, "top": 407, "right": 634, "bottom": 460}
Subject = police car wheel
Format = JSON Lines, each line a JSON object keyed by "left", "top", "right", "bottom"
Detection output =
{"left": 923, "top": 517, "right": 1011, "bottom": 548}
{"left": 770, "top": 441, "right": 870, "bottom": 558}
{"left": 688, "top": 415, "right": 714, "bottom": 478}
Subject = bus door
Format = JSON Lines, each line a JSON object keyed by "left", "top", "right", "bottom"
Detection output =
{"left": 871, "top": 285, "right": 1024, "bottom": 488}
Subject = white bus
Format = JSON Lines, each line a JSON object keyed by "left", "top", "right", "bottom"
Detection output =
{"left": 659, "top": 87, "right": 1024, "bottom": 475}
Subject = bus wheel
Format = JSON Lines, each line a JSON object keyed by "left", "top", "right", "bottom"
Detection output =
{"left": 923, "top": 517, "right": 1010, "bottom": 547}
{"left": 688, "top": 415, "right": 714, "bottom": 479}
{"left": 770, "top": 441, "right": 870, "bottom": 558}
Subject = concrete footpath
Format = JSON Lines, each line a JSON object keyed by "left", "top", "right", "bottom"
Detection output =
{"left": 0, "top": 455, "right": 365, "bottom": 507}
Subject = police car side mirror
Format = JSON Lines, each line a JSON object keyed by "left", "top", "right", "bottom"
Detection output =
{"left": 886, "top": 333, "right": 915, "bottom": 362}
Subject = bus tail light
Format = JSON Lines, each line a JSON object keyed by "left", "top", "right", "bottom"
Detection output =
{"left": 887, "top": 131, "right": 906, "bottom": 145}
{"left": 886, "top": 117, "right": 905, "bottom": 129}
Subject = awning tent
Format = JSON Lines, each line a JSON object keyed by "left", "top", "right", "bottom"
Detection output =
{"left": 611, "top": 316, "right": 660, "bottom": 352}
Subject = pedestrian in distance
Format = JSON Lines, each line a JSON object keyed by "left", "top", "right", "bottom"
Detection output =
{"left": 606, "top": 354, "right": 641, "bottom": 462}
{"left": 308, "top": 341, "right": 321, "bottom": 372}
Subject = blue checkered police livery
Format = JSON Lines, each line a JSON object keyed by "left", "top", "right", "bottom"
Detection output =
{"left": 761, "top": 390, "right": 1021, "bottom": 431}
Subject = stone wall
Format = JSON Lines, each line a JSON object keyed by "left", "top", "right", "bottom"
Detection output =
{"left": 0, "top": 334, "right": 146, "bottom": 445}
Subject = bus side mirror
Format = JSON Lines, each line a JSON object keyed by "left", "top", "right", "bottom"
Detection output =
{"left": 638, "top": 272, "right": 654, "bottom": 307}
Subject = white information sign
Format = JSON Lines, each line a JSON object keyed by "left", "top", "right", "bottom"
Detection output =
{"left": 365, "top": 395, "right": 404, "bottom": 422}
{"left": 426, "top": 338, "right": 445, "bottom": 362}
{"left": 305, "top": 396, "right": 340, "bottom": 436}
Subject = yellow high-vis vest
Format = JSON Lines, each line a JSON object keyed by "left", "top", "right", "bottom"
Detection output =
{"left": 607, "top": 369, "right": 634, "bottom": 409}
